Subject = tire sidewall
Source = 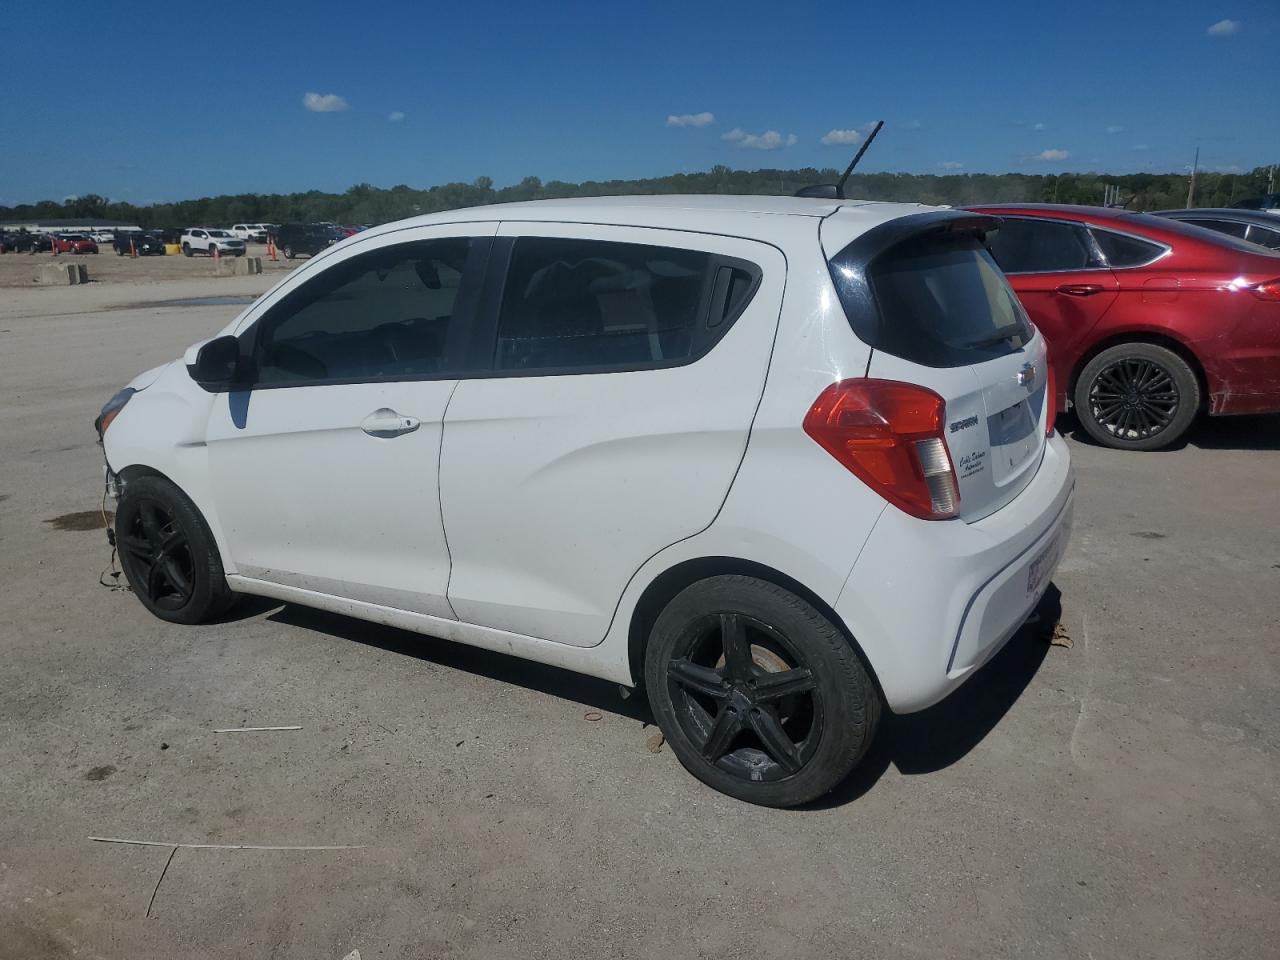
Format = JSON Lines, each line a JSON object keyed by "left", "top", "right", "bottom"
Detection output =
{"left": 644, "top": 575, "right": 879, "bottom": 807}
{"left": 1074, "top": 343, "right": 1200, "bottom": 451}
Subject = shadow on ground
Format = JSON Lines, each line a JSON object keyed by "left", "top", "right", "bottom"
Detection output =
{"left": 1061, "top": 410, "right": 1280, "bottom": 452}
{"left": 806, "top": 585, "right": 1059, "bottom": 809}
{"left": 243, "top": 584, "right": 1060, "bottom": 809}
{"left": 266, "top": 603, "right": 653, "bottom": 723}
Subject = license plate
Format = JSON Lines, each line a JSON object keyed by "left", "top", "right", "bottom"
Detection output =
{"left": 1026, "top": 531, "right": 1062, "bottom": 597}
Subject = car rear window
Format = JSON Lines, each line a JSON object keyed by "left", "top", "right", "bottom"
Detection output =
{"left": 830, "top": 235, "right": 1032, "bottom": 368}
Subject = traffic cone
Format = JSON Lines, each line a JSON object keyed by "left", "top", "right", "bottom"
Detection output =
{"left": 213, "top": 244, "right": 220, "bottom": 261}
{"left": 268, "top": 237, "right": 278, "bottom": 262}
{"left": 130, "top": 235, "right": 137, "bottom": 258}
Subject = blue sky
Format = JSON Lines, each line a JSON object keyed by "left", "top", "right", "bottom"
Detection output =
{"left": 0, "top": 0, "right": 1276, "bottom": 205}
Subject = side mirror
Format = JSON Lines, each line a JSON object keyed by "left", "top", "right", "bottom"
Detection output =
{"left": 187, "top": 335, "right": 250, "bottom": 391}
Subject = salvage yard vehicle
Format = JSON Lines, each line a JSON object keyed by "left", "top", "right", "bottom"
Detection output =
{"left": 180, "top": 227, "right": 246, "bottom": 258}
{"left": 273, "top": 222, "right": 343, "bottom": 259}
{"left": 112, "top": 232, "right": 166, "bottom": 255}
{"left": 1150, "top": 208, "right": 1280, "bottom": 251}
{"left": 229, "top": 223, "right": 270, "bottom": 243}
{"left": 95, "top": 196, "right": 1074, "bottom": 806}
{"left": 967, "top": 204, "right": 1280, "bottom": 450}
{"left": 52, "top": 233, "right": 98, "bottom": 254}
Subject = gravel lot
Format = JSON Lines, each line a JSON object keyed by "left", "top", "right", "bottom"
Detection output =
{"left": 1, "top": 270, "right": 1277, "bottom": 959}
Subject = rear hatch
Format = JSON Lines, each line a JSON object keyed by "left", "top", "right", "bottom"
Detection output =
{"left": 824, "top": 211, "right": 1050, "bottom": 522}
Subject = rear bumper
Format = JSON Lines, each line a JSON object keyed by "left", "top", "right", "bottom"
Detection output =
{"left": 834, "top": 432, "right": 1074, "bottom": 713}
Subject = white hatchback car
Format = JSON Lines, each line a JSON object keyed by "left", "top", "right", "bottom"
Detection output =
{"left": 96, "top": 196, "right": 1074, "bottom": 806}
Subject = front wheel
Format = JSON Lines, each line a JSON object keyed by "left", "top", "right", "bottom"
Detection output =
{"left": 283, "top": 245, "right": 294, "bottom": 260}
{"left": 182, "top": 243, "right": 192, "bottom": 257}
{"left": 1074, "top": 343, "right": 1200, "bottom": 450}
{"left": 645, "top": 575, "right": 880, "bottom": 807}
{"left": 115, "top": 475, "right": 236, "bottom": 624}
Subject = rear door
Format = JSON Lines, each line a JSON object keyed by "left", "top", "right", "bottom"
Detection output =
{"left": 439, "top": 223, "right": 785, "bottom": 646}
{"left": 829, "top": 227, "right": 1051, "bottom": 521}
{"left": 987, "top": 216, "right": 1118, "bottom": 399}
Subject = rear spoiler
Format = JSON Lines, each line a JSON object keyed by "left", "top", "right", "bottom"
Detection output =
{"left": 822, "top": 210, "right": 1003, "bottom": 350}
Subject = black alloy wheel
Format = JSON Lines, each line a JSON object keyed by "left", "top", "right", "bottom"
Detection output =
{"left": 666, "top": 612, "right": 822, "bottom": 782}
{"left": 646, "top": 576, "right": 880, "bottom": 807}
{"left": 115, "top": 475, "right": 235, "bottom": 624}
{"left": 1075, "top": 342, "right": 1200, "bottom": 451}
{"left": 118, "top": 498, "right": 196, "bottom": 613}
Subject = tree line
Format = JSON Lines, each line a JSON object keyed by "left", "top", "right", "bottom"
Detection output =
{"left": 2, "top": 165, "right": 1274, "bottom": 230}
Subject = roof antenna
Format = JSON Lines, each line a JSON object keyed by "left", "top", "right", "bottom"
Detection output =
{"left": 796, "top": 120, "right": 884, "bottom": 200}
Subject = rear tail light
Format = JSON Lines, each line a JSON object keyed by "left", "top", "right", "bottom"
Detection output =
{"left": 1250, "top": 279, "right": 1280, "bottom": 301}
{"left": 803, "top": 379, "right": 960, "bottom": 520}
{"left": 1045, "top": 363, "right": 1057, "bottom": 436}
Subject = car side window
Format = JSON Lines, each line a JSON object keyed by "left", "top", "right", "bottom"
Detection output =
{"left": 1090, "top": 228, "right": 1165, "bottom": 268}
{"left": 1247, "top": 224, "right": 1280, "bottom": 250}
{"left": 253, "top": 237, "right": 479, "bottom": 386}
{"left": 1185, "top": 218, "right": 1248, "bottom": 239}
{"left": 493, "top": 237, "right": 756, "bottom": 372}
{"left": 986, "top": 219, "right": 1102, "bottom": 273}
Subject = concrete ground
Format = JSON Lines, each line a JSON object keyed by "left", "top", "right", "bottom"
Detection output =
{"left": 1, "top": 271, "right": 1277, "bottom": 959}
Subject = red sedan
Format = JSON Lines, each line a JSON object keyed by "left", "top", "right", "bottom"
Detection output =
{"left": 52, "top": 234, "right": 99, "bottom": 255}
{"left": 967, "top": 204, "right": 1280, "bottom": 449}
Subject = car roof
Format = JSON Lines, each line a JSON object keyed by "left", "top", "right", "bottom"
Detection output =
{"left": 355, "top": 194, "right": 943, "bottom": 245}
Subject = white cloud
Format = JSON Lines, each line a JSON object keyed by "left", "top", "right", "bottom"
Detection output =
{"left": 1106, "top": 124, "right": 1124, "bottom": 134}
{"left": 666, "top": 111, "right": 715, "bottom": 128}
{"left": 1033, "top": 122, "right": 1047, "bottom": 131}
{"left": 821, "top": 123, "right": 876, "bottom": 145}
{"left": 1036, "top": 149, "right": 1070, "bottom": 161}
{"left": 1132, "top": 143, "right": 1150, "bottom": 151}
{"left": 936, "top": 161, "right": 964, "bottom": 170}
{"left": 1207, "top": 19, "right": 1239, "bottom": 36}
{"left": 388, "top": 111, "right": 405, "bottom": 122}
{"left": 723, "top": 128, "right": 795, "bottom": 150}
{"left": 303, "top": 92, "right": 350, "bottom": 113}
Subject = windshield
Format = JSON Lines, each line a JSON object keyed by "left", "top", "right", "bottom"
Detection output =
{"left": 207, "top": 230, "right": 232, "bottom": 238}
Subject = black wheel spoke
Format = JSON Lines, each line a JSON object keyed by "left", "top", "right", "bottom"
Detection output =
{"left": 155, "top": 528, "right": 188, "bottom": 561}
{"left": 747, "top": 707, "right": 802, "bottom": 773}
{"left": 669, "top": 658, "right": 729, "bottom": 699}
{"left": 138, "top": 503, "right": 163, "bottom": 542}
{"left": 720, "top": 614, "right": 753, "bottom": 681}
{"left": 701, "top": 706, "right": 742, "bottom": 761}
{"left": 118, "top": 534, "right": 152, "bottom": 559}
{"left": 753, "top": 667, "right": 816, "bottom": 702}
{"left": 161, "top": 558, "right": 192, "bottom": 599}
{"left": 146, "top": 560, "right": 167, "bottom": 599}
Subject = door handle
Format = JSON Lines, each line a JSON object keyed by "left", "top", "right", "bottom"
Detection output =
{"left": 1056, "top": 283, "right": 1104, "bottom": 297}
{"left": 360, "top": 408, "right": 420, "bottom": 437}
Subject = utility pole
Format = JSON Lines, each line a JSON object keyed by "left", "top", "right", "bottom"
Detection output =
{"left": 1186, "top": 146, "right": 1199, "bottom": 207}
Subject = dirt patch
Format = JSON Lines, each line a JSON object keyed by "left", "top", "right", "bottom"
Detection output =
{"left": 84, "top": 765, "right": 117, "bottom": 781}
{"left": 1131, "top": 531, "right": 1167, "bottom": 539}
{"left": 44, "top": 510, "right": 112, "bottom": 532}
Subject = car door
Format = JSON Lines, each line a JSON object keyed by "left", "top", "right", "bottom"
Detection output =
{"left": 987, "top": 216, "right": 1119, "bottom": 403}
{"left": 439, "top": 222, "right": 785, "bottom": 647}
{"left": 205, "top": 223, "right": 497, "bottom": 617}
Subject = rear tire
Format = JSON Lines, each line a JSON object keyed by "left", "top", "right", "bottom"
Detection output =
{"left": 283, "top": 245, "right": 294, "bottom": 260}
{"left": 644, "top": 575, "right": 880, "bottom": 807}
{"left": 114, "top": 475, "right": 236, "bottom": 625}
{"left": 1074, "top": 343, "right": 1200, "bottom": 451}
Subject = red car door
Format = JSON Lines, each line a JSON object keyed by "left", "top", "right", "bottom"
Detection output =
{"left": 987, "top": 216, "right": 1118, "bottom": 408}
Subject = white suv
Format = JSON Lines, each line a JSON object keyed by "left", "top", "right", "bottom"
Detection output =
{"left": 181, "top": 228, "right": 247, "bottom": 257}
{"left": 95, "top": 196, "right": 1074, "bottom": 806}
{"left": 229, "top": 223, "right": 269, "bottom": 242}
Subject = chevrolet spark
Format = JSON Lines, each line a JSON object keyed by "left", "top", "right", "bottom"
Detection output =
{"left": 96, "top": 196, "right": 1074, "bottom": 806}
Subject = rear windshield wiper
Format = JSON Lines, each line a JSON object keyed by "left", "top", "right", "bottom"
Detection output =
{"left": 957, "top": 323, "right": 1026, "bottom": 350}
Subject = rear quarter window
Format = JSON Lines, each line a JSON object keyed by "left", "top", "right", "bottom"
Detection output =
{"left": 830, "top": 235, "right": 1032, "bottom": 368}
